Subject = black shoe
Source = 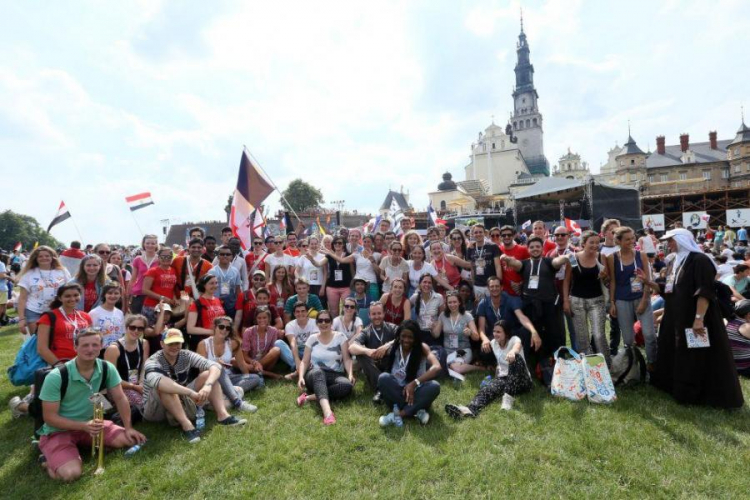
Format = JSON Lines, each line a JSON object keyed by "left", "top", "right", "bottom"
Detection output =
{"left": 372, "top": 391, "right": 383, "bottom": 405}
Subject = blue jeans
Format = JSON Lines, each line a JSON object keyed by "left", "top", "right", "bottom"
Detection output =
{"left": 377, "top": 373, "right": 440, "bottom": 417}
{"left": 274, "top": 339, "right": 296, "bottom": 370}
{"left": 615, "top": 298, "right": 656, "bottom": 364}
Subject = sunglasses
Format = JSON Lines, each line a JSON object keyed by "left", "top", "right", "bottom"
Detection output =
{"left": 334, "top": 241, "right": 344, "bottom": 245}
{"left": 274, "top": 240, "right": 283, "bottom": 244}
{"left": 98, "top": 250, "right": 111, "bottom": 255}
{"left": 344, "top": 304, "right": 356, "bottom": 309}
{"left": 216, "top": 324, "right": 232, "bottom": 331}
{"left": 300, "top": 244, "right": 309, "bottom": 248}
{"left": 127, "top": 325, "right": 146, "bottom": 332}
{"left": 392, "top": 248, "right": 403, "bottom": 252}
{"left": 253, "top": 241, "right": 263, "bottom": 245}
{"left": 501, "top": 233, "right": 513, "bottom": 238}
{"left": 159, "top": 254, "right": 172, "bottom": 259}
{"left": 218, "top": 252, "right": 232, "bottom": 257}
{"left": 253, "top": 276, "right": 265, "bottom": 281}
{"left": 555, "top": 233, "right": 569, "bottom": 238}
{"left": 490, "top": 234, "right": 501, "bottom": 238}
{"left": 317, "top": 317, "right": 331, "bottom": 324}
{"left": 451, "top": 237, "right": 463, "bottom": 241}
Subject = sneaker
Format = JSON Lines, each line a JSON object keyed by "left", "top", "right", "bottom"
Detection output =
{"left": 372, "top": 391, "right": 383, "bottom": 405}
{"left": 9, "top": 396, "right": 25, "bottom": 419}
{"left": 218, "top": 415, "right": 247, "bottom": 426}
{"left": 184, "top": 429, "right": 201, "bottom": 444}
{"left": 323, "top": 413, "right": 336, "bottom": 426}
{"left": 501, "top": 394, "right": 515, "bottom": 411}
{"left": 234, "top": 400, "right": 258, "bottom": 413}
{"left": 378, "top": 412, "right": 403, "bottom": 428}
{"left": 296, "top": 393, "right": 308, "bottom": 407}
{"left": 415, "top": 409, "right": 430, "bottom": 425}
{"left": 444, "top": 404, "right": 475, "bottom": 420}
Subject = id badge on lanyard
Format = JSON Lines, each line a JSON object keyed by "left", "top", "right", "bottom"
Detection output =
{"left": 334, "top": 269, "right": 344, "bottom": 281}
{"left": 128, "top": 369, "right": 139, "bottom": 384}
{"left": 630, "top": 276, "right": 643, "bottom": 293}
{"left": 448, "top": 333, "right": 459, "bottom": 349}
{"left": 310, "top": 270, "right": 318, "bottom": 281}
{"left": 220, "top": 282, "right": 230, "bottom": 295}
{"left": 528, "top": 276, "right": 540, "bottom": 290}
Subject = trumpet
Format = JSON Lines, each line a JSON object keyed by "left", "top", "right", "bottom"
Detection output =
{"left": 91, "top": 396, "right": 105, "bottom": 475}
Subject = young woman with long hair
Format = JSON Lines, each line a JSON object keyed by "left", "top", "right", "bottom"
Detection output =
{"left": 16, "top": 245, "right": 70, "bottom": 335}
{"left": 380, "top": 277, "right": 411, "bottom": 325}
{"left": 128, "top": 234, "right": 159, "bottom": 314}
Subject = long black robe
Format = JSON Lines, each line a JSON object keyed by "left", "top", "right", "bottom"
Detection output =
{"left": 653, "top": 252, "right": 744, "bottom": 408}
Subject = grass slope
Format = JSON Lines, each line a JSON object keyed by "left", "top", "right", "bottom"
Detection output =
{"left": 2, "top": 323, "right": 750, "bottom": 499}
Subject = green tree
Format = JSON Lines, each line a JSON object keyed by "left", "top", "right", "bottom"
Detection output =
{"left": 280, "top": 179, "right": 324, "bottom": 213}
{"left": 0, "top": 210, "right": 63, "bottom": 251}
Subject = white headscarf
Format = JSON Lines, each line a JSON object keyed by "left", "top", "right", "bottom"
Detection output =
{"left": 665, "top": 228, "right": 711, "bottom": 269}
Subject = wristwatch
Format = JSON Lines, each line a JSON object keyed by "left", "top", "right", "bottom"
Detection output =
{"left": 695, "top": 314, "right": 704, "bottom": 320}
{"left": 414, "top": 379, "right": 421, "bottom": 387}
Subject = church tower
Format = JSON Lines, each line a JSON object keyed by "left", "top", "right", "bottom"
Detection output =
{"left": 510, "top": 15, "right": 549, "bottom": 176}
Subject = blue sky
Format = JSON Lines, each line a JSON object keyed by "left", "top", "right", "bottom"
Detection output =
{"left": 1, "top": 0, "right": 748, "bottom": 245}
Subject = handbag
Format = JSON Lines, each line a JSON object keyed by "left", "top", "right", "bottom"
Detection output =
{"left": 550, "top": 347, "right": 586, "bottom": 401}
{"left": 581, "top": 353, "right": 617, "bottom": 404}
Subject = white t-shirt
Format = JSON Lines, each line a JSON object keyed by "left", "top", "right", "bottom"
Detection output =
{"left": 18, "top": 268, "right": 71, "bottom": 313}
{"left": 408, "top": 261, "right": 438, "bottom": 291}
{"left": 332, "top": 316, "right": 363, "bottom": 340}
{"left": 639, "top": 236, "right": 656, "bottom": 254}
{"left": 89, "top": 306, "right": 125, "bottom": 348}
{"left": 285, "top": 319, "right": 319, "bottom": 347}
{"left": 717, "top": 263, "right": 735, "bottom": 281}
{"left": 305, "top": 332, "right": 348, "bottom": 372}
{"left": 599, "top": 244, "right": 620, "bottom": 257}
{"left": 353, "top": 252, "right": 380, "bottom": 283}
{"left": 296, "top": 253, "right": 326, "bottom": 286}
{"left": 492, "top": 336, "right": 528, "bottom": 378}
{"left": 381, "top": 257, "right": 409, "bottom": 293}
{"left": 266, "top": 254, "right": 294, "bottom": 276}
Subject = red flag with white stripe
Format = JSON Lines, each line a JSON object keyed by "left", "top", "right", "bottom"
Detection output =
{"left": 125, "top": 192, "right": 155, "bottom": 211}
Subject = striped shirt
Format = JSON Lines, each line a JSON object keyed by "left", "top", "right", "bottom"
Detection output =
{"left": 143, "top": 350, "right": 218, "bottom": 406}
{"left": 726, "top": 319, "right": 750, "bottom": 372}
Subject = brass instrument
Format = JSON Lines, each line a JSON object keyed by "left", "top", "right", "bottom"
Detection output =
{"left": 91, "top": 396, "right": 105, "bottom": 475}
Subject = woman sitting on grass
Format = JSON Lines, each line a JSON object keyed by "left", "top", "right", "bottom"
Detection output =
{"left": 296, "top": 309, "right": 355, "bottom": 425}
{"left": 444, "top": 320, "right": 532, "bottom": 418}
{"left": 377, "top": 320, "right": 442, "bottom": 427}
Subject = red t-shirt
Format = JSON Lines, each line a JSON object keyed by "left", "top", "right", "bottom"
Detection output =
{"left": 543, "top": 239, "right": 556, "bottom": 255}
{"left": 83, "top": 281, "right": 98, "bottom": 312}
{"left": 144, "top": 266, "right": 178, "bottom": 307}
{"left": 61, "top": 248, "right": 86, "bottom": 259}
{"left": 284, "top": 248, "right": 301, "bottom": 258}
{"left": 500, "top": 244, "right": 530, "bottom": 296}
{"left": 38, "top": 309, "right": 92, "bottom": 360}
{"left": 245, "top": 253, "right": 268, "bottom": 275}
{"left": 189, "top": 296, "right": 226, "bottom": 329}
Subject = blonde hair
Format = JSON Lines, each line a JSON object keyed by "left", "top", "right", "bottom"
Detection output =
{"left": 17, "top": 245, "right": 64, "bottom": 280}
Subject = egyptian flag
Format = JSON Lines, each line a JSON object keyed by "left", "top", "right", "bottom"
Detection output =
{"left": 125, "top": 192, "right": 154, "bottom": 211}
{"left": 47, "top": 201, "right": 72, "bottom": 232}
{"left": 230, "top": 151, "right": 275, "bottom": 250}
{"left": 427, "top": 201, "right": 437, "bottom": 227}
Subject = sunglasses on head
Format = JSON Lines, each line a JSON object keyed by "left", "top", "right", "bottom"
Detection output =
{"left": 216, "top": 324, "right": 232, "bottom": 331}
{"left": 127, "top": 325, "right": 146, "bottom": 332}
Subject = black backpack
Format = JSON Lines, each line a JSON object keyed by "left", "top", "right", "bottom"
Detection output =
{"left": 29, "top": 361, "right": 109, "bottom": 438}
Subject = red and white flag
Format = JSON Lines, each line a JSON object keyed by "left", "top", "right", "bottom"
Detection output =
{"left": 564, "top": 218, "right": 582, "bottom": 236}
{"left": 230, "top": 151, "right": 275, "bottom": 250}
{"left": 125, "top": 192, "right": 155, "bottom": 211}
{"left": 47, "top": 201, "right": 72, "bottom": 232}
{"left": 13, "top": 241, "right": 22, "bottom": 252}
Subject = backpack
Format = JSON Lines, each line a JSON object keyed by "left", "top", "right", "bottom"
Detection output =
{"left": 7, "top": 311, "right": 57, "bottom": 386}
{"left": 610, "top": 346, "right": 646, "bottom": 387}
{"left": 29, "top": 361, "right": 109, "bottom": 437}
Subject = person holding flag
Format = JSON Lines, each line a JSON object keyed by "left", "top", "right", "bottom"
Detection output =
{"left": 229, "top": 151, "right": 276, "bottom": 251}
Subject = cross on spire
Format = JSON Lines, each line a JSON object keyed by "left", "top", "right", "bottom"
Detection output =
{"left": 520, "top": 7, "right": 524, "bottom": 33}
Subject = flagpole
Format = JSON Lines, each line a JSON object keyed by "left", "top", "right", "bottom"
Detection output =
{"left": 243, "top": 145, "right": 305, "bottom": 227}
{"left": 70, "top": 216, "right": 86, "bottom": 244}
{"left": 129, "top": 210, "right": 145, "bottom": 237}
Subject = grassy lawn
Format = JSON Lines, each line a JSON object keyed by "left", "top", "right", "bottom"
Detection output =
{"left": 2, "top": 321, "right": 750, "bottom": 499}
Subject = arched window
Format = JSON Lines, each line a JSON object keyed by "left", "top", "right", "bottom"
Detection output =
{"left": 513, "top": 121, "right": 517, "bottom": 129}
{"left": 533, "top": 118, "right": 537, "bottom": 126}
{"left": 440, "top": 200, "right": 446, "bottom": 210}
{"left": 526, "top": 119, "right": 530, "bottom": 128}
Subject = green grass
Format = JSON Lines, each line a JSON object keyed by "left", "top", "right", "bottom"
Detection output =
{"left": 2, "top": 320, "right": 750, "bottom": 499}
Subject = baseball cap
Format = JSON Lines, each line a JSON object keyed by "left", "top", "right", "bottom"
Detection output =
{"left": 155, "top": 303, "right": 172, "bottom": 313}
{"left": 162, "top": 328, "right": 184, "bottom": 345}
{"left": 253, "top": 270, "right": 266, "bottom": 278}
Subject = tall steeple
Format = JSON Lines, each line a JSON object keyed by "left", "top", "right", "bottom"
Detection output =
{"left": 510, "top": 14, "right": 548, "bottom": 176}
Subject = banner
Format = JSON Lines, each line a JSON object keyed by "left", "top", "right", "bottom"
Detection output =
{"left": 726, "top": 209, "right": 750, "bottom": 228}
{"left": 682, "top": 211, "right": 708, "bottom": 230}
{"left": 641, "top": 214, "right": 665, "bottom": 232}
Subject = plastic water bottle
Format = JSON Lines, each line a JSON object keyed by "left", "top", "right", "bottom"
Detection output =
{"left": 480, "top": 375, "right": 492, "bottom": 388}
{"left": 392, "top": 404, "right": 403, "bottom": 428}
{"left": 195, "top": 405, "right": 205, "bottom": 430}
{"left": 124, "top": 442, "right": 145, "bottom": 457}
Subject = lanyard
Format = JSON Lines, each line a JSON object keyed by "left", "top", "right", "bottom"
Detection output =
{"left": 256, "top": 328, "right": 269, "bottom": 356}
{"left": 398, "top": 346, "right": 411, "bottom": 370}
{"left": 449, "top": 313, "right": 461, "bottom": 333}
{"left": 60, "top": 308, "right": 82, "bottom": 333}
{"left": 475, "top": 244, "right": 485, "bottom": 261}
{"left": 618, "top": 251, "right": 640, "bottom": 273}
{"left": 216, "top": 265, "right": 231, "bottom": 283}
{"left": 142, "top": 254, "right": 157, "bottom": 268}
{"left": 491, "top": 297, "right": 502, "bottom": 319}
{"left": 120, "top": 339, "right": 141, "bottom": 373}
{"left": 372, "top": 326, "right": 384, "bottom": 345}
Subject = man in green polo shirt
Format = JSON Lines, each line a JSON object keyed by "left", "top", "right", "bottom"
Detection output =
{"left": 39, "top": 328, "right": 146, "bottom": 482}
{"left": 283, "top": 277, "right": 323, "bottom": 324}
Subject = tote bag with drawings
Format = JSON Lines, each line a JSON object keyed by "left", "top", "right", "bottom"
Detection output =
{"left": 581, "top": 353, "right": 617, "bottom": 404}
{"left": 550, "top": 347, "right": 586, "bottom": 401}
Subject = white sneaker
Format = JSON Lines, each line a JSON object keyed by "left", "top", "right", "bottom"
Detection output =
{"left": 378, "top": 412, "right": 403, "bottom": 428}
{"left": 236, "top": 400, "right": 258, "bottom": 413}
{"left": 9, "top": 396, "right": 25, "bottom": 419}
{"left": 501, "top": 394, "right": 515, "bottom": 411}
{"left": 415, "top": 409, "right": 430, "bottom": 425}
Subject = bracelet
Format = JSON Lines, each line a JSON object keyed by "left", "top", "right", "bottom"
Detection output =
{"left": 205, "top": 382, "right": 213, "bottom": 387}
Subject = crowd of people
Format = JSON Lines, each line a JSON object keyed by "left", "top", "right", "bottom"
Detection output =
{"left": 2, "top": 216, "right": 749, "bottom": 481}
